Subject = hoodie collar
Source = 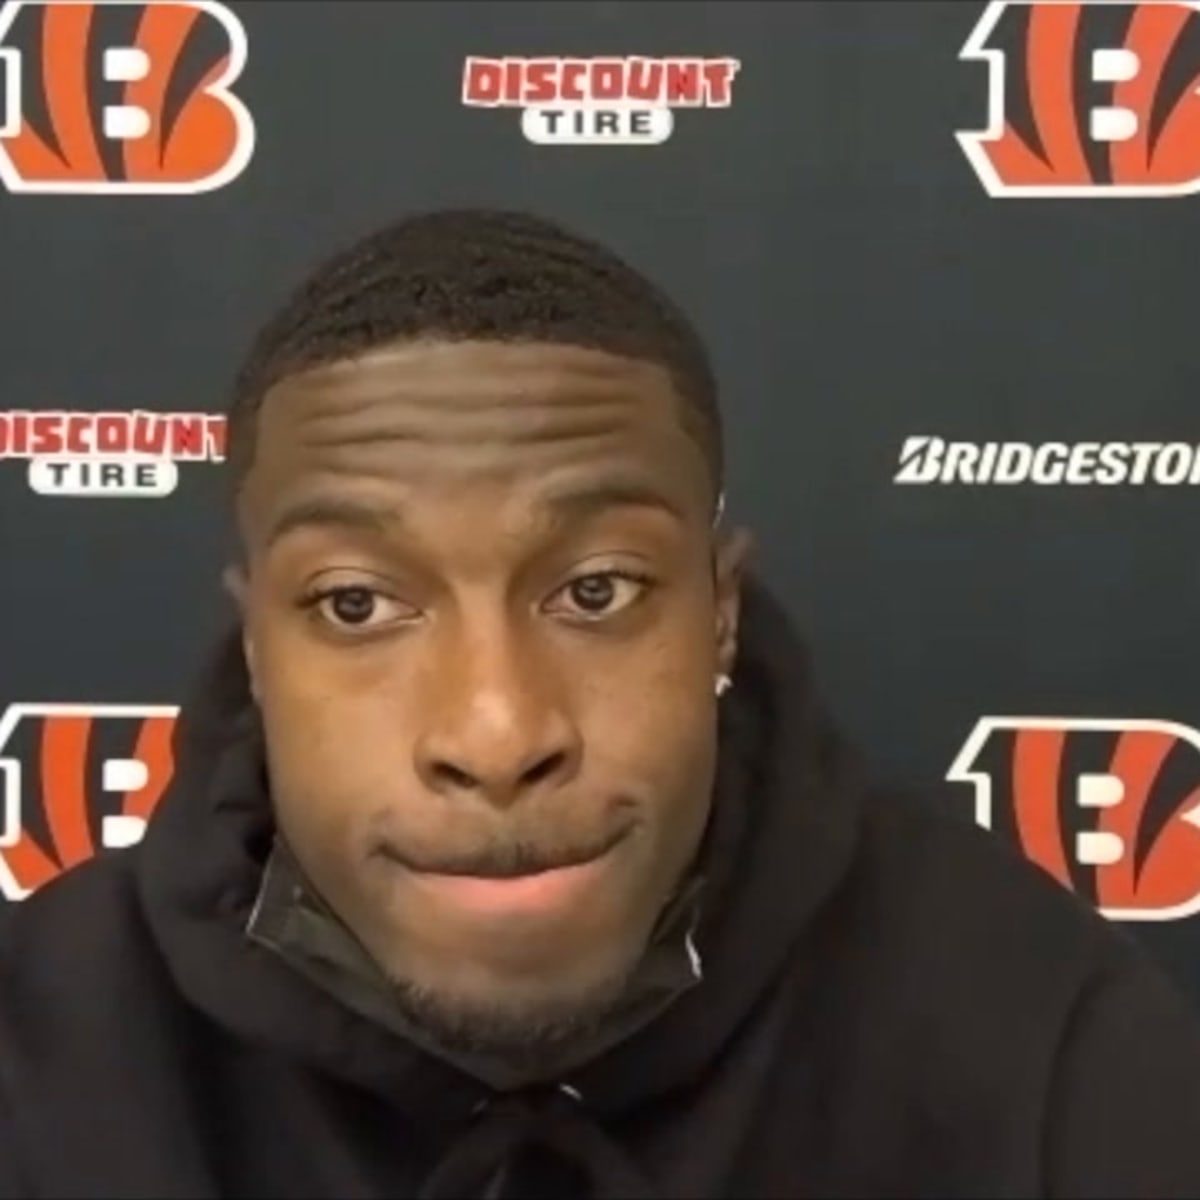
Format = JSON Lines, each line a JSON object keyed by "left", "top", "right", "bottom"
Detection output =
{"left": 244, "top": 835, "right": 705, "bottom": 1091}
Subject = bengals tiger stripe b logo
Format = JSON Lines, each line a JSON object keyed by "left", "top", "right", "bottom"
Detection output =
{"left": 959, "top": 1, "right": 1200, "bottom": 197}
{"left": 949, "top": 717, "right": 1200, "bottom": 921}
{"left": 0, "top": 703, "right": 178, "bottom": 900}
{"left": 0, "top": 0, "right": 253, "bottom": 194}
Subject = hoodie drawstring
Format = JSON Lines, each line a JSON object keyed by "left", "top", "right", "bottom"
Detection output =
{"left": 417, "top": 1086, "right": 657, "bottom": 1200}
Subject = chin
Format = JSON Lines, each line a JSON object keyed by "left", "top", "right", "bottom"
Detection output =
{"left": 378, "top": 923, "right": 647, "bottom": 1052}
{"left": 386, "top": 950, "right": 633, "bottom": 1056}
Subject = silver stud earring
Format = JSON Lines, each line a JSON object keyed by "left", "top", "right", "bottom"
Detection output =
{"left": 715, "top": 673, "right": 732, "bottom": 697}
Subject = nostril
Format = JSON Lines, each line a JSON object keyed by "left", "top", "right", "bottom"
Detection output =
{"left": 522, "top": 751, "right": 566, "bottom": 786}
{"left": 434, "top": 762, "right": 479, "bottom": 790}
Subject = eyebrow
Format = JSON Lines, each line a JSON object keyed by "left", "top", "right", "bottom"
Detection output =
{"left": 262, "top": 478, "right": 684, "bottom": 551}
{"left": 263, "top": 497, "right": 395, "bottom": 550}
{"left": 538, "top": 479, "right": 685, "bottom": 524}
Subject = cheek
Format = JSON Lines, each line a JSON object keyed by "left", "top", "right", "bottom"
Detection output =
{"left": 252, "top": 643, "right": 409, "bottom": 846}
{"left": 580, "top": 626, "right": 719, "bottom": 806}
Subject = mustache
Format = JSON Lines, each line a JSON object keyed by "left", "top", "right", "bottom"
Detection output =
{"left": 381, "top": 823, "right": 630, "bottom": 879}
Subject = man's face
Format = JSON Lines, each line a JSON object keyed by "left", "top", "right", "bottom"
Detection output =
{"left": 232, "top": 339, "right": 746, "bottom": 1052}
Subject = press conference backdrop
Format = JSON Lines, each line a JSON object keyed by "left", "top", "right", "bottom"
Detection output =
{"left": 3, "top": 0, "right": 1200, "bottom": 1003}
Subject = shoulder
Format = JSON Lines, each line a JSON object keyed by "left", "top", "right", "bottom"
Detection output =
{"left": 0, "top": 847, "right": 201, "bottom": 1101}
{"left": 815, "top": 789, "right": 1200, "bottom": 1080}
{"left": 0, "top": 849, "right": 172, "bottom": 1028}
{"left": 853, "top": 787, "right": 1123, "bottom": 962}
{"left": 0, "top": 849, "right": 146, "bottom": 958}
{"left": 0, "top": 854, "right": 221, "bottom": 1193}
{"left": 787, "top": 792, "right": 1200, "bottom": 1193}
{"left": 833, "top": 789, "right": 1171, "bottom": 1047}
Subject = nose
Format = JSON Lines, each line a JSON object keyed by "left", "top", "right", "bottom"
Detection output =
{"left": 413, "top": 628, "right": 583, "bottom": 809}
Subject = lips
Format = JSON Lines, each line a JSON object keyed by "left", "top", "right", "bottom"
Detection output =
{"left": 385, "top": 823, "right": 631, "bottom": 880}
{"left": 408, "top": 854, "right": 616, "bottom": 920}
{"left": 395, "top": 826, "right": 632, "bottom": 922}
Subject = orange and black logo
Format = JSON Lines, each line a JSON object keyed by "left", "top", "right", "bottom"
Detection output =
{"left": 0, "top": 0, "right": 253, "bottom": 194}
{"left": 959, "top": 1, "right": 1200, "bottom": 197}
{"left": 0, "top": 703, "right": 177, "bottom": 899}
{"left": 949, "top": 717, "right": 1200, "bottom": 921}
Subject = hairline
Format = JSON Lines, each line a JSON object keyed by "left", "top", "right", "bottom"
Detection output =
{"left": 226, "top": 333, "right": 722, "bottom": 506}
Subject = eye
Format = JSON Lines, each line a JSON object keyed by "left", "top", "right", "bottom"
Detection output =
{"left": 304, "top": 585, "right": 415, "bottom": 633}
{"left": 546, "top": 570, "right": 654, "bottom": 621}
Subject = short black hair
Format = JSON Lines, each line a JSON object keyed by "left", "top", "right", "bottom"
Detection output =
{"left": 227, "top": 208, "right": 723, "bottom": 503}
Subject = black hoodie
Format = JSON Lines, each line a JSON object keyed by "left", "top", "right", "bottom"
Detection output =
{"left": 2, "top": 580, "right": 1200, "bottom": 1198}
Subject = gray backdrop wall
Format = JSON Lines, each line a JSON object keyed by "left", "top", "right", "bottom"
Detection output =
{"left": 4, "top": 0, "right": 1200, "bottom": 1005}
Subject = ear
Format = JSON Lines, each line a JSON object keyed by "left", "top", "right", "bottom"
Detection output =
{"left": 221, "top": 562, "right": 247, "bottom": 612}
{"left": 713, "top": 526, "right": 754, "bottom": 678}
{"left": 221, "top": 563, "right": 260, "bottom": 703}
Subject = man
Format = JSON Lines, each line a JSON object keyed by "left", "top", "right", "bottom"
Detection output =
{"left": 2, "top": 209, "right": 1200, "bottom": 1199}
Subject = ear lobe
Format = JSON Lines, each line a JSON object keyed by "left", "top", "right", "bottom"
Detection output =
{"left": 243, "top": 634, "right": 261, "bottom": 705}
{"left": 222, "top": 563, "right": 247, "bottom": 613}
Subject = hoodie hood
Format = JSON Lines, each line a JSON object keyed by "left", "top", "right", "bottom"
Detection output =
{"left": 135, "top": 576, "right": 863, "bottom": 1180}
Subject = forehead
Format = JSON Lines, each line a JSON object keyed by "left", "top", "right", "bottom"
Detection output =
{"left": 240, "top": 339, "right": 711, "bottom": 542}
{"left": 259, "top": 338, "right": 680, "bottom": 427}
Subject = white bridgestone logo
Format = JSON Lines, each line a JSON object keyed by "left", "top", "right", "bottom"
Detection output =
{"left": 895, "top": 437, "right": 1200, "bottom": 486}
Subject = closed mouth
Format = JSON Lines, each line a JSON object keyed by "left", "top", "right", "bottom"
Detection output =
{"left": 389, "top": 823, "right": 631, "bottom": 881}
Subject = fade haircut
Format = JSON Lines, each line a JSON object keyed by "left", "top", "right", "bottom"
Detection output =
{"left": 225, "top": 209, "right": 723, "bottom": 504}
